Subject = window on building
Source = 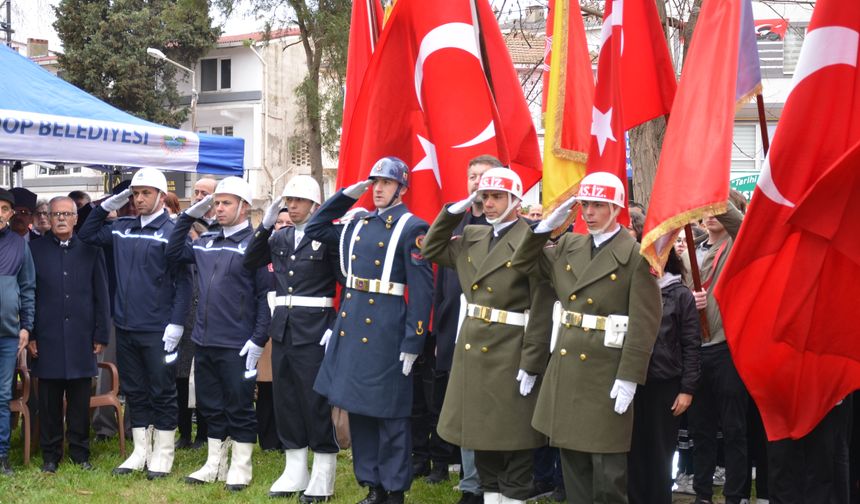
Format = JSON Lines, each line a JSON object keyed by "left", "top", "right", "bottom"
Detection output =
{"left": 200, "top": 58, "right": 231, "bottom": 92}
{"left": 783, "top": 23, "right": 806, "bottom": 76}
{"left": 731, "top": 124, "right": 757, "bottom": 171}
{"left": 200, "top": 126, "right": 234, "bottom": 137}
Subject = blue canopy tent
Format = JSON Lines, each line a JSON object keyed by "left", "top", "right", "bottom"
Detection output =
{"left": 0, "top": 44, "right": 244, "bottom": 176}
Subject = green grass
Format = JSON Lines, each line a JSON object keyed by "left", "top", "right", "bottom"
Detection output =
{"left": 0, "top": 429, "right": 474, "bottom": 504}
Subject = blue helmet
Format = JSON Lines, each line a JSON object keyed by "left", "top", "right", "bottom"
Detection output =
{"left": 368, "top": 156, "right": 409, "bottom": 188}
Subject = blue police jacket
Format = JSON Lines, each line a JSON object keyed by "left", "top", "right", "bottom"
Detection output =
{"left": 305, "top": 190, "right": 433, "bottom": 419}
{"left": 29, "top": 233, "right": 110, "bottom": 379}
{"left": 166, "top": 214, "right": 271, "bottom": 350}
{"left": 79, "top": 207, "right": 191, "bottom": 333}
{"left": 244, "top": 224, "right": 341, "bottom": 345}
{"left": 0, "top": 226, "right": 35, "bottom": 337}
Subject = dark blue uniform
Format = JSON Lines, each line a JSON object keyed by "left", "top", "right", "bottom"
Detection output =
{"left": 244, "top": 223, "right": 340, "bottom": 453}
{"left": 79, "top": 207, "right": 191, "bottom": 430}
{"left": 305, "top": 190, "right": 433, "bottom": 493}
{"left": 30, "top": 232, "right": 110, "bottom": 465}
{"left": 166, "top": 216, "right": 271, "bottom": 443}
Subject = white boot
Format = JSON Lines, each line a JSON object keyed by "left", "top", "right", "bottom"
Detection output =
{"left": 146, "top": 429, "right": 176, "bottom": 479}
{"left": 268, "top": 448, "right": 310, "bottom": 497}
{"left": 301, "top": 452, "right": 337, "bottom": 501}
{"left": 483, "top": 492, "right": 502, "bottom": 504}
{"left": 498, "top": 495, "right": 524, "bottom": 504}
{"left": 186, "top": 438, "right": 229, "bottom": 484}
{"left": 113, "top": 426, "right": 153, "bottom": 474}
{"left": 226, "top": 441, "right": 255, "bottom": 491}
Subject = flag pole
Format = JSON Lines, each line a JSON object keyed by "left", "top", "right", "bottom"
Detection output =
{"left": 756, "top": 93, "right": 770, "bottom": 156}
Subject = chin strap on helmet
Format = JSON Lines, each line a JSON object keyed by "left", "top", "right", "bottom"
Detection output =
{"left": 485, "top": 193, "right": 519, "bottom": 225}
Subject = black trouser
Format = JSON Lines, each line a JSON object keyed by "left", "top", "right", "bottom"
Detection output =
{"left": 560, "top": 449, "right": 628, "bottom": 504}
{"left": 677, "top": 413, "right": 694, "bottom": 475}
{"left": 628, "top": 378, "right": 681, "bottom": 504}
{"left": 768, "top": 397, "right": 852, "bottom": 504}
{"left": 411, "top": 335, "right": 455, "bottom": 467}
{"left": 194, "top": 344, "right": 257, "bottom": 443}
{"left": 534, "top": 445, "right": 563, "bottom": 489}
{"left": 116, "top": 328, "right": 177, "bottom": 430}
{"left": 38, "top": 378, "right": 91, "bottom": 464}
{"left": 744, "top": 397, "right": 769, "bottom": 499}
{"left": 271, "top": 339, "right": 337, "bottom": 453}
{"left": 475, "top": 449, "right": 534, "bottom": 500}
{"left": 256, "top": 382, "right": 282, "bottom": 450}
{"left": 176, "top": 377, "right": 207, "bottom": 441}
{"left": 350, "top": 413, "right": 412, "bottom": 492}
{"left": 689, "top": 342, "right": 748, "bottom": 504}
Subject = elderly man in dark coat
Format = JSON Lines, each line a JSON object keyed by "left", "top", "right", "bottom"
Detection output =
{"left": 28, "top": 196, "right": 110, "bottom": 473}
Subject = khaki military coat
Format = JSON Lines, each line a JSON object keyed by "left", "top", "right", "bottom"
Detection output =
{"left": 511, "top": 228, "right": 661, "bottom": 453}
{"left": 423, "top": 210, "right": 553, "bottom": 450}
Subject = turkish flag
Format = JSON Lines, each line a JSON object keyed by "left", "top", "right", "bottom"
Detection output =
{"left": 715, "top": 0, "right": 860, "bottom": 440}
{"left": 585, "top": 0, "right": 676, "bottom": 228}
{"left": 335, "top": 0, "right": 542, "bottom": 223}
{"left": 337, "top": 0, "right": 383, "bottom": 175}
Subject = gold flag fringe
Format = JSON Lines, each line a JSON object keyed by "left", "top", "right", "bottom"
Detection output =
{"left": 548, "top": 0, "right": 589, "bottom": 165}
{"left": 640, "top": 201, "right": 728, "bottom": 276}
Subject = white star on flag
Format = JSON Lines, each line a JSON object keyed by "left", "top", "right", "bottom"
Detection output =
{"left": 591, "top": 106, "right": 617, "bottom": 155}
{"left": 412, "top": 134, "right": 442, "bottom": 188}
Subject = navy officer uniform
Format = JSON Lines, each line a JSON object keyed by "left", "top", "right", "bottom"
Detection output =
{"left": 305, "top": 157, "right": 433, "bottom": 504}
{"left": 244, "top": 175, "right": 342, "bottom": 501}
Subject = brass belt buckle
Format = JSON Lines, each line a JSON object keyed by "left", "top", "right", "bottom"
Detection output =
{"left": 478, "top": 305, "right": 492, "bottom": 323}
{"left": 497, "top": 310, "right": 508, "bottom": 324}
{"left": 354, "top": 278, "right": 368, "bottom": 291}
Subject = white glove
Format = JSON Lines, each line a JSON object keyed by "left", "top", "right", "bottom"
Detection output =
{"left": 185, "top": 194, "right": 214, "bottom": 219}
{"left": 101, "top": 189, "right": 133, "bottom": 212}
{"left": 516, "top": 369, "right": 537, "bottom": 396}
{"left": 448, "top": 192, "right": 479, "bottom": 215}
{"left": 534, "top": 195, "right": 577, "bottom": 234}
{"left": 343, "top": 180, "right": 373, "bottom": 199}
{"left": 239, "top": 340, "right": 265, "bottom": 371}
{"left": 161, "top": 323, "right": 184, "bottom": 353}
{"left": 262, "top": 198, "right": 282, "bottom": 229}
{"left": 609, "top": 379, "right": 637, "bottom": 414}
{"left": 319, "top": 329, "right": 332, "bottom": 350}
{"left": 400, "top": 352, "right": 418, "bottom": 376}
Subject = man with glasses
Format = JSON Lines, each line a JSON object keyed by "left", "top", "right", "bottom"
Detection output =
{"left": 28, "top": 196, "right": 110, "bottom": 473}
{"left": 0, "top": 188, "right": 35, "bottom": 474}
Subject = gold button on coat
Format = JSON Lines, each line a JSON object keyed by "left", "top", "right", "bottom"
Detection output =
{"left": 287, "top": 287, "right": 293, "bottom": 293}
{"left": 365, "top": 318, "right": 372, "bottom": 324}
{"left": 472, "top": 284, "right": 478, "bottom": 291}
{"left": 465, "top": 344, "right": 471, "bottom": 350}
{"left": 351, "top": 254, "right": 356, "bottom": 260}
{"left": 290, "top": 255, "right": 295, "bottom": 260}
{"left": 565, "top": 264, "right": 571, "bottom": 271}
{"left": 368, "top": 298, "right": 375, "bottom": 305}
{"left": 288, "top": 271, "right": 294, "bottom": 276}
{"left": 569, "top": 294, "right": 577, "bottom": 301}
{"left": 560, "top": 349, "right": 567, "bottom": 356}
{"left": 486, "top": 287, "right": 493, "bottom": 293}
{"left": 378, "top": 242, "right": 385, "bottom": 247}
{"left": 481, "top": 346, "right": 488, "bottom": 353}
{"left": 339, "top": 330, "right": 345, "bottom": 337}
{"left": 355, "top": 235, "right": 361, "bottom": 241}
{"left": 341, "top": 312, "right": 346, "bottom": 318}
{"left": 374, "top": 259, "right": 381, "bottom": 266}
{"left": 505, "top": 261, "right": 512, "bottom": 268}
{"left": 361, "top": 337, "right": 368, "bottom": 343}
{"left": 580, "top": 353, "right": 587, "bottom": 361}
{"left": 345, "top": 293, "right": 352, "bottom": 299}
{"left": 587, "top": 298, "right": 593, "bottom": 304}
{"left": 610, "top": 273, "right": 617, "bottom": 280}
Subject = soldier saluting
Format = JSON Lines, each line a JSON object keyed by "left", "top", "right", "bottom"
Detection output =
{"left": 422, "top": 167, "right": 554, "bottom": 504}
{"left": 510, "top": 172, "right": 661, "bottom": 504}
{"left": 304, "top": 157, "right": 433, "bottom": 504}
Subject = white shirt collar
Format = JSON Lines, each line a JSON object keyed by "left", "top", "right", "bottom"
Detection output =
{"left": 492, "top": 219, "right": 516, "bottom": 236}
{"left": 377, "top": 202, "right": 403, "bottom": 215}
{"left": 222, "top": 220, "right": 249, "bottom": 238}
{"left": 591, "top": 224, "right": 622, "bottom": 247}
{"left": 140, "top": 211, "right": 161, "bottom": 228}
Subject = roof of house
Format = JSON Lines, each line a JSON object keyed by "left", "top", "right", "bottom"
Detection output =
{"left": 217, "top": 28, "right": 301, "bottom": 47}
{"left": 504, "top": 31, "right": 546, "bottom": 67}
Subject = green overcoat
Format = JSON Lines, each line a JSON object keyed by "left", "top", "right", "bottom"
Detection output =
{"left": 422, "top": 210, "right": 553, "bottom": 450}
{"left": 511, "top": 228, "right": 661, "bottom": 453}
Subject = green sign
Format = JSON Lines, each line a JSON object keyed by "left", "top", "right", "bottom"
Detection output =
{"left": 730, "top": 173, "right": 759, "bottom": 201}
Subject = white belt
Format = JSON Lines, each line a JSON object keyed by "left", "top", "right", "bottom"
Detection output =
{"left": 346, "top": 274, "right": 406, "bottom": 296}
{"left": 465, "top": 303, "right": 527, "bottom": 327}
{"left": 273, "top": 295, "right": 335, "bottom": 308}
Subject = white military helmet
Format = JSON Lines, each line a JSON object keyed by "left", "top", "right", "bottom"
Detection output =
{"left": 576, "top": 172, "right": 626, "bottom": 208}
{"left": 477, "top": 167, "right": 524, "bottom": 200}
{"left": 215, "top": 176, "right": 254, "bottom": 205}
{"left": 281, "top": 175, "right": 321, "bottom": 205}
{"left": 130, "top": 167, "right": 168, "bottom": 194}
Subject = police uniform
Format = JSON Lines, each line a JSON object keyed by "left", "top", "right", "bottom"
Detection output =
{"left": 243, "top": 222, "right": 340, "bottom": 482}
{"left": 511, "top": 227, "right": 661, "bottom": 504}
{"left": 423, "top": 209, "right": 553, "bottom": 501}
{"left": 304, "top": 189, "right": 433, "bottom": 496}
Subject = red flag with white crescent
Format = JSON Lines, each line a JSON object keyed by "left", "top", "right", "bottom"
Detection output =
{"left": 715, "top": 0, "right": 860, "bottom": 440}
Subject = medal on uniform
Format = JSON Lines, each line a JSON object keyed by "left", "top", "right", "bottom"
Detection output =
{"left": 312, "top": 240, "right": 321, "bottom": 251}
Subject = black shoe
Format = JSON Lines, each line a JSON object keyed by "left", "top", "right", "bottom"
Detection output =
{"left": 73, "top": 460, "right": 95, "bottom": 471}
{"left": 425, "top": 462, "right": 449, "bottom": 484}
{"left": 299, "top": 493, "right": 332, "bottom": 502}
{"left": 528, "top": 480, "right": 554, "bottom": 500}
{"left": 385, "top": 491, "right": 404, "bottom": 504}
{"left": 226, "top": 482, "right": 248, "bottom": 492}
{"left": 191, "top": 437, "right": 205, "bottom": 449}
{"left": 41, "top": 461, "right": 58, "bottom": 473}
{"left": 412, "top": 459, "right": 431, "bottom": 477}
{"left": 269, "top": 490, "right": 297, "bottom": 498}
{"left": 175, "top": 437, "right": 193, "bottom": 449}
{"left": 457, "top": 492, "right": 481, "bottom": 504}
{"left": 551, "top": 486, "right": 566, "bottom": 502}
{"left": 146, "top": 470, "right": 169, "bottom": 480}
{"left": 0, "top": 457, "right": 10, "bottom": 475}
{"left": 113, "top": 467, "right": 134, "bottom": 475}
{"left": 357, "top": 486, "right": 387, "bottom": 504}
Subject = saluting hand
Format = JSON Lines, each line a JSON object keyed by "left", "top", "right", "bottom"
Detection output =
{"left": 535, "top": 195, "right": 577, "bottom": 234}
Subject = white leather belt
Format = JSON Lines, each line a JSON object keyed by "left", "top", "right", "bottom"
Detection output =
{"left": 273, "top": 295, "right": 335, "bottom": 308}
{"left": 465, "top": 303, "right": 526, "bottom": 326}
{"left": 346, "top": 274, "right": 405, "bottom": 296}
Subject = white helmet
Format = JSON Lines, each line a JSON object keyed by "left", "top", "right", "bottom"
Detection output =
{"left": 281, "top": 175, "right": 321, "bottom": 205}
{"left": 477, "top": 167, "right": 523, "bottom": 200}
{"left": 130, "top": 167, "right": 168, "bottom": 194}
{"left": 577, "top": 172, "right": 625, "bottom": 208}
{"left": 215, "top": 176, "right": 253, "bottom": 205}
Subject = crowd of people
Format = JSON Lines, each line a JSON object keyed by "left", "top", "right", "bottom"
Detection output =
{"left": 0, "top": 155, "right": 857, "bottom": 504}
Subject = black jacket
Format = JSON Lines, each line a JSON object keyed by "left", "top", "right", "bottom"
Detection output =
{"left": 647, "top": 277, "right": 701, "bottom": 394}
